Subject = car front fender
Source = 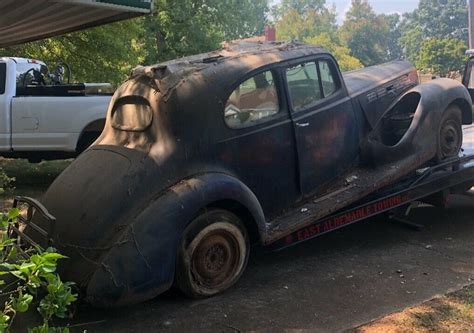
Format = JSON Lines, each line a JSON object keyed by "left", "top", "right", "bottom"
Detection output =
{"left": 361, "top": 78, "right": 472, "bottom": 165}
{"left": 85, "top": 172, "right": 266, "bottom": 307}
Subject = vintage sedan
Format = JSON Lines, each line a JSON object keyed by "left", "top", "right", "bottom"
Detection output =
{"left": 26, "top": 41, "right": 472, "bottom": 306}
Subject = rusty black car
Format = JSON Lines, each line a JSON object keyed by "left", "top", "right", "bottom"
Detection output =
{"left": 25, "top": 41, "right": 472, "bottom": 306}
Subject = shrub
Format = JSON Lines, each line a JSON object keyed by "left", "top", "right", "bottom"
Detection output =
{"left": 0, "top": 208, "right": 76, "bottom": 332}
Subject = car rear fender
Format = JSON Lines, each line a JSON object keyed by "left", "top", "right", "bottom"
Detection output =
{"left": 85, "top": 172, "right": 266, "bottom": 307}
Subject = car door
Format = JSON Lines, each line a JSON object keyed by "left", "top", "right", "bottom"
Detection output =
{"left": 216, "top": 68, "right": 300, "bottom": 218}
{"left": 285, "top": 56, "right": 360, "bottom": 196}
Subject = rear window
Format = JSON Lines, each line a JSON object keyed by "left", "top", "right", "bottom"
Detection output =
{"left": 111, "top": 96, "right": 153, "bottom": 131}
{"left": 0, "top": 63, "right": 6, "bottom": 94}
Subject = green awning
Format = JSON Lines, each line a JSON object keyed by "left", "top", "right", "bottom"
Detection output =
{"left": 0, "top": 0, "right": 153, "bottom": 47}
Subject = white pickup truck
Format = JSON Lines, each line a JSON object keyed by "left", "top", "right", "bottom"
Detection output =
{"left": 0, "top": 57, "right": 112, "bottom": 162}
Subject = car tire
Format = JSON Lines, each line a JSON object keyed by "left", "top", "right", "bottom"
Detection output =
{"left": 436, "top": 105, "right": 462, "bottom": 161}
{"left": 176, "top": 209, "right": 249, "bottom": 298}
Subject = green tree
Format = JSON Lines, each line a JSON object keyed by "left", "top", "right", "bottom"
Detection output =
{"left": 416, "top": 37, "right": 467, "bottom": 76}
{"left": 275, "top": 1, "right": 338, "bottom": 41}
{"left": 382, "top": 13, "right": 403, "bottom": 60}
{"left": 304, "top": 33, "right": 362, "bottom": 71}
{"left": 144, "top": 0, "right": 269, "bottom": 63}
{"left": 272, "top": 0, "right": 326, "bottom": 19}
{"left": 399, "top": 0, "right": 468, "bottom": 63}
{"left": 0, "top": 19, "right": 145, "bottom": 86}
{"left": 340, "top": 0, "right": 391, "bottom": 66}
{"left": 274, "top": 0, "right": 362, "bottom": 71}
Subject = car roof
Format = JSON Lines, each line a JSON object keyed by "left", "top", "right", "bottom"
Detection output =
{"left": 129, "top": 41, "right": 329, "bottom": 99}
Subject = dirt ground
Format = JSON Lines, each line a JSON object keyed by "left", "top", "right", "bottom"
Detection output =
{"left": 355, "top": 284, "right": 474, "bottom": 332}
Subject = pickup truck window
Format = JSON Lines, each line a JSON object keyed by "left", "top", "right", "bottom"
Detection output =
{"left": 285, "top": 62, "right": 322, "bottom": 111}
{"left": 16, "top": 63, "right": 48, "bottom": 88}
{"left": 0, "top": 63, "right": 5, "bottom": 94}
{"left": 318, "top": 60, "right": 338, "bottom": 97}
{"left": 224, "top": 70, "right": 279, "bottom": 128}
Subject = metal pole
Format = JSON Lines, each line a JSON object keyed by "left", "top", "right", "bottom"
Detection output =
{"left": 469, "top": 0, "right": 474, "bottom": 49}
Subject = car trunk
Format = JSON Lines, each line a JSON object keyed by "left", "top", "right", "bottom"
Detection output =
{"left": 343, "top": 61, "right": 419, "bottom": 129}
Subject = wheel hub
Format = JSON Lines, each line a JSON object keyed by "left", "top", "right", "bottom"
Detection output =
{"left": 192, "top": 232, "right": 239, "bottom": 286}
{"left": 440, "top": 121, "right": 461, "bottom": 156}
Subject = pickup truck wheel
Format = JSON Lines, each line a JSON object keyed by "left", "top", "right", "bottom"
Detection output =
{"left": 77, "top": 131, "right": 100, "bottom": 153}
{"left": 176, "top": 209, "right": 249, "bottom": 298}
{"left": 437, "top": 106, "right": 462, "bottom": 161}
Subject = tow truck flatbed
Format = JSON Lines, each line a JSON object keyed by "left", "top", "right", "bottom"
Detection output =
{"left": 269, "top": 147, "right": 474, "bottom": 251}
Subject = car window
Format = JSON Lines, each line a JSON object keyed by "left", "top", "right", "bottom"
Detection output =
{"left": 0, "top": 63, "right": 5, "bottom": 95}
{"left": 285, "top": 62, "right": 321, "bottom": 111}
{"left": 15, "top": 62, "right": 48, "bottom": 88}
{"left": 318, "top": 60, "right": 338, "bottom": 97}
{"left": 468, "top": 60, "right": 474, "bottom": 88}
{"left": 225, "top": 70, "right": 279, "bottom": 128}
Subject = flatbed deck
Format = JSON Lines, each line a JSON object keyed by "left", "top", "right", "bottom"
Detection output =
{"left": 267, "top": 125, "right": 474, "bottom": 250}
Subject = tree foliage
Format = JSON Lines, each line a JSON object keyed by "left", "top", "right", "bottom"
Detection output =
{"left": 339, "top": 0, "right": 393, "bottom": 66}
{"left": 304, "top": 34, "right": 362, "bottom": 71}
{"left": 0, "top": 0, "right": 470, "bottom": 83}
{"left": 0, "top": 1, "right": 269, "bottom": 85}
{"left": 275, "top": 0, "right": 338, "bottom": 41}
{"left": 382, "top": 13, "right": 403, "bottom": 61}
{"left": 399, "top": 0, "right": 468, "bottom": 63}
{"left": 143, "top": 0, "right": 269, "bottom": 63}
{"left": 274, "top": 0, "right": 361, "bottom": 71}
{"left": 0, "top": 20, "right": 145, "bottom": 86}
{"left": 416, "top": 37, "right": 467, "bottom": 76}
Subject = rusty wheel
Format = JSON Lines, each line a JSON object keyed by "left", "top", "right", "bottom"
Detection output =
{"left": 437, "top": 106, "right": 462, "bottom": 161}
{"left": 176, "top": 209, "right": 249, "bottom": 298}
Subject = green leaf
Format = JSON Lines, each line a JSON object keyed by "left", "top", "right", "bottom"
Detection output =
{"left": 13, "top": 292, "right": 33, "bottom": 313}
{"left": 41, "top": 253, "right": 67, "bottom": 261}
{"left": 0, "top": 263, "right": 16, "bottom": 271}
{"left": 8, "top": 208, "right": 20, "bottom": 220}
{"left": 0, "top": 311, "right": 10, "bottom": 331}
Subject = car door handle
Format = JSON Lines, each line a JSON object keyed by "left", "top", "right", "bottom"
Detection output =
{"left": 296, "top": 122, "right": 309, "bottom": 127}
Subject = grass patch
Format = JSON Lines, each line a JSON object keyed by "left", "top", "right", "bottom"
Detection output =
{"left": 0, "top": 158, "right": 70, "bottom": 211}
{"left": 0, "top": 158, "right": 70, "bottom": 186}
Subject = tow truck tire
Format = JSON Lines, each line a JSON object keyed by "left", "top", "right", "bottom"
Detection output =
{"left": 436, "top": 105, "right": 462, "bottom": 161}
{"left": 176, "top": 209, "right": 249, "bottom": 298}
